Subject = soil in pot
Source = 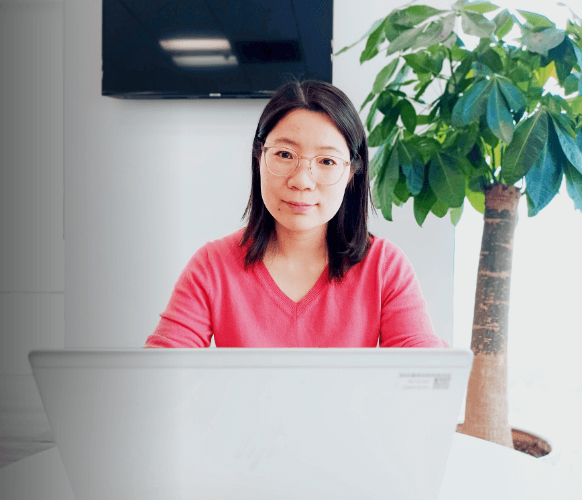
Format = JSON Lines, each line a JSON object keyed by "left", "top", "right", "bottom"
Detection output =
{"left": 456, "top": 424, "right": 551, "bottom": 458}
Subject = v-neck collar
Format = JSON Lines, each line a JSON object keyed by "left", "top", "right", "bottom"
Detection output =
{"left": 255, "top": 260, "right": 330, "bottom": 316}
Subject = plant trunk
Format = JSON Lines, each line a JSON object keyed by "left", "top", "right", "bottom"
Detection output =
{"left": 458, "top": 184, "right": 521, "bottom": 449}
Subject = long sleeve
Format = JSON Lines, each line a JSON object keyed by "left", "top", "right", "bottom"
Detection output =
{"left": 378, "top": 244, "right": 448, "bottom": 348}
{"left": 145, "top": 246, "right": 213, "bottom": 348}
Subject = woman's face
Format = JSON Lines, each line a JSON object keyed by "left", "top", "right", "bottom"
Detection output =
{"left": 259, "top": 109, "right": 353, "bottom": 238}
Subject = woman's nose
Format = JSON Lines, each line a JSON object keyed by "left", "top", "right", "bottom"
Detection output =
{"left": 288, "top": 157, "right": 316, "bottom": 189}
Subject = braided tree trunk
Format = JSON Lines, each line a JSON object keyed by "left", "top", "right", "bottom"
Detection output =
{"left": 458, "top": 184, "right": 521, "bottom": 448}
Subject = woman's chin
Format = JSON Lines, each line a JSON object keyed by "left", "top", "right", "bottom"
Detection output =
{"left": 274, "top": 217, "right": 328, "bottom": 236}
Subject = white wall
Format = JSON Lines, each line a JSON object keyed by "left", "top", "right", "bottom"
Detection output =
{"left": 1, "top": 0, "right": 454, "bottom": 374}
{"left": 0, "top": 0, "right": 65, "bottom": 374}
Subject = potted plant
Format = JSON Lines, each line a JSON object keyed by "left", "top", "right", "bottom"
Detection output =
{"left": 337, "top": 0, "right": 582, "bottom": 458}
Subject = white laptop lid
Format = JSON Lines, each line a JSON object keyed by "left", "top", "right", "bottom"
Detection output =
{"left": 29, "top": 348, "right": 473, "bottom": 500}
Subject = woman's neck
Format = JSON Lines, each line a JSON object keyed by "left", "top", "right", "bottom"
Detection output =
{"left": 266, "top": 224, "right": 328, "bottom": 268}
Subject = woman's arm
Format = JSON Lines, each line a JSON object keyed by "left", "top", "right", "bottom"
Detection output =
{"left": 378, "top": 243, "right": 449, "bottom": 348}
{"left": 144, "top": 247, "right": 214, "bottom": 348}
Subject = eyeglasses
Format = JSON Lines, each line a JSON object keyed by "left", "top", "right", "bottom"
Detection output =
{"left": 262, "top": 146, "right": 352, "bottom": 186}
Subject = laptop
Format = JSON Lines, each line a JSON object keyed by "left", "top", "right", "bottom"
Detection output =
{"left": 29, "top": 348, "right": 473, "bottom": 500}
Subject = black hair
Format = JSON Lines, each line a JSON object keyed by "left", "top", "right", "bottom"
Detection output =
{"left": 240, "top": 78, "right": 372, "bottom": 282}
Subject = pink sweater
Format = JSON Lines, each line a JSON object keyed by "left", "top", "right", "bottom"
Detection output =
{"left": 145, "top": 229, "right": 448, "bottom": 348}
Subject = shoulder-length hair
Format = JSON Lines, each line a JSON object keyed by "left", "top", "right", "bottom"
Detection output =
{"left": 240, "top": 79, "right": 372, "bottom": 282}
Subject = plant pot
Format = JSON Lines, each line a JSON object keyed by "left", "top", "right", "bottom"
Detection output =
{"left": 456, "top": 422, "right": 560, "bottom": 465}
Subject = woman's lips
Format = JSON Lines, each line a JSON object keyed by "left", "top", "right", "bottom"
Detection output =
{"left": 283, "top": 201, "right": 314, "bottom": 212}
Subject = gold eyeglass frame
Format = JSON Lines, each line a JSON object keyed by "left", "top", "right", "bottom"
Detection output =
{"left": 262, "top": 146, "right": 353, "bottom": 186}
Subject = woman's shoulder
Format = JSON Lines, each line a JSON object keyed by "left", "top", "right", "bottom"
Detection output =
{"left": 184, "top": 228, "right": 247, "bottom": 270}
{"left": 355, "top": 234, "right": 416, "bottom": 282}
{"left": 203, "top": 228, "right": 246, "bottom": 251}
{"left": 350, "top": 235, "right": 419, "bottom": 299}
{"left": 197, "top": 228, "right": 247, "bottom": 259}
{"left": 366, "top": 234, "right": 408, "bottom": 263}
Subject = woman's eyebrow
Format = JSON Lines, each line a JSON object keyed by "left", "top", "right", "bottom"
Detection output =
{"left": 270, "top": 137, "right": 345, "bottom": 155}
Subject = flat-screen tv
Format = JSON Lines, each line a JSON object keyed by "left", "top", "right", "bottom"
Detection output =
{"left": 102, "top": 0, "right": 333, "bottom": 99}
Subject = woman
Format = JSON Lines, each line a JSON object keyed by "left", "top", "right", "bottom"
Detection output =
{"left": 145, "top": 79, "right": 447, "bottom": 348}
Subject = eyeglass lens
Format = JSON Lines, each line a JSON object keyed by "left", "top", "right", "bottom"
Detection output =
{"left": 265, "top": 148, "right": 347, "bottom": 185}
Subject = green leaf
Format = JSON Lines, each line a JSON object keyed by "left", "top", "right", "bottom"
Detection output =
{"left": 413, "top": 183, "right": 438, "bottom": 226}
{"left": 335, "top": 17, "right": 384, "bottom": 56}
{"left": 502, "top": 108, "right": 548, "bottom": 184}
{"left": 496, "top": 78, "right": 526, "bottom": 112}
{"left": 400, "top": 99, "right": 417, "bottom": 134}
{"left": 468, "top": 170, "right": 490, "bottom": 191}
{"left": 480, "top": 116, "right": 500, "bottom": 148}
{"left": 477, "top": 48, "right": 503, "bottom": 73}
{"left": 564, "top": 162, "right": 582, "bottom": 212}
{"left": 452, "top": 51, "right": 475, "bottom": 84}
{"left": 564, "top": 74, "right": 580, "bottom": 95}
{"left": 404, "top": 51, "right": 440, "bottom": 75}
{"left": 374, "top": 145, "right": 401, "bottom": 221}
{"left": 516, "top": 10, "right": 555, "bottom": 28}
{"left": 376, "top": 90, "right": 394, "bottom": 114}
{"left": 368, "top": 121, "right": 388, "bottom": 147}
{"left": 431, "top": 199, "right": 449, "bottom": 217}
{"left": 552, "top": 117, "right": 582, "bottom": 175}
{"left": 493, "top": 9, "right": 514, "bottom": 39}
{"left": 524, "top": 138, "right": 563, "bottom": 216}
{"left": 360, "top": 91, "right": 376, "bottom": 112}
{"left": 373, "top": 59, "right": 400, "bottom": 94}
{"left": 568, "top": 96, "right": 582, "bottom": 115}
{"left": 461, "top": 11, "right": 496, "bottom": 38}
{"left": 443, "top": 32, "right": 458, "bottom": 49}
{"left": 511, "top": 65, "right": 533, "bottom": 83}
{"left": 398, "top": 141, "right": 424, "bottom": 195}
{"left": 428, "top": 152, "right": 466, "bottom": 207}
{"left": 372, "top": 175, "right": 382, "bottom": 208}
{"left": 414, "top": 77, "right": 433, "bottom": 101}
{"left": 384, "top": 23, "right": 410, "bottom": 43}
{"left": 548, "top": 38, "right": 576, "bottom": 85}
{"left": 378, "top": 181, "right": 394, "bottom": 221}
{"left": 393, "top": 174, "right": 412, "bottom": 203}
{"left": 378, "top": 144, "right": 401, "bottom": 189}
{"left": 386, "top": 25, "right": 425, "bottom": 56}
{"left": 390, "top": 5, "right": 447, "bottom": 27}
{"left": 462, "top": 1, "right": 499, "bottom": 14}
{"left": 548, "top": 95, "right": 573, "bottom": 115}
{"left": 381, "top": 103, "right": 401, "bottom": 138}
{"left": 466, "top": 183, "right": 486, "bottom": 213}
{"left": 452, "top": 79, "right": 492, "bottom": 127}
{"left": 550, "top": 112, "right": 575, "bottom": 136}
{"left": 366, "top": 98, "right": 379, "bottom": 133}
{"left": 369, "top": 142, "right": 390, "bottom": 180}
{"left": 414, "top": 15, "right": 456, "bottom": 49}
{"left": 361, "top": 19, "right": 388, "bottom": 63}
{"left": 408, "top": 136, "right": 442, "bottom": 164}
{"left": 389, "top": 64, "right": 412, "bottom": 89}
{"left": 523, "top": 28, "right": 565, "bottom": 54}
{"left": 457, "top": 125, "right": 479, "bottom": 155}
{"left": 573, "top": 43, "right": 582, "bottom": 69}
{"left": 450, "top": 204, "right": 464, "bottom": 226}
{"left": 487, "top": 81, "right": 514, "bottom": 144}
{"left": 441, "top": 130, "right": 460, "bottom": 151}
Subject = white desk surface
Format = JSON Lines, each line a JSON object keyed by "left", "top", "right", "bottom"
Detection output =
{"left": 1, "top": 433, "right": 580, "bottom": 500}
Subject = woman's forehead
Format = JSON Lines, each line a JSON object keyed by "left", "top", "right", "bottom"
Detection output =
{"left": 266, "top": 109, "right": 349, "bottom": 155}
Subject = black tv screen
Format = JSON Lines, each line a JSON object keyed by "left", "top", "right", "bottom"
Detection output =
{"left": 102, "top": 0, "right": 333, "bottom": 99}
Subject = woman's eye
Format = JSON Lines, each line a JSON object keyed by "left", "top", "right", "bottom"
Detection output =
{"left": 320, "top": 157, "right": 338, "bottom": 166}
{"left": 277, "top": 150, "right": 294, "bottom": 160}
